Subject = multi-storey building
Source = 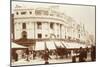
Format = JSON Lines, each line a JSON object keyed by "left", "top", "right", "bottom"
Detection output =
{"left": 11, "top": 6, "right": 87, "bottom": 49}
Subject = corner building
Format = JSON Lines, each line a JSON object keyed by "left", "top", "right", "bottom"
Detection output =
{"left": 12, "top": 6, "right": 87, "bottom": 49}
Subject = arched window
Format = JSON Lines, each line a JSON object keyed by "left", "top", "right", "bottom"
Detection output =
{"left": 79, "top": 34, "right": 80, "bottom": 38}
{"left": 45, "top": 34, "right": 48, "bottom": 37}
{"left": 38, "top": 33, "right": 42, "bottom": 38}
{"left": 37, "top": 22, "right": 42, "bottom": 29}
{"left": 65, "top": 36, "right": 66, "bottom": 39}
{"left": 50, "top": 23, "right": 54, "bottom": 29}
{"left": 29, "top": 11, "right": 32, "bottom": 14}
{"left": 68, "top": 36, "right": 71, "bottom": 40}
{"left": 22, "top": 31, "right": 27, "bottom": 39}
{"left": 22, "top": 23, "right": 26, "bottom": 29}
{"left": 16, "top": 12, "right": 19, "bottom": 15}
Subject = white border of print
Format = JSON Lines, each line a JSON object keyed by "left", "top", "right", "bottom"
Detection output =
{"left": 0, "top": 0, "right": 99, "bottom": 67}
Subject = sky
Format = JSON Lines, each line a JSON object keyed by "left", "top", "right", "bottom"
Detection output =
{"left": 12, "top": 1, "right": 95, "bottom": 36}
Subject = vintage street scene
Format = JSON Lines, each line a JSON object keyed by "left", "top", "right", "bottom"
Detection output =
{"left": 11, "top": 1, "right": 96, "bottom": 66}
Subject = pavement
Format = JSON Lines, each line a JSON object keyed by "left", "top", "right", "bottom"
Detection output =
{"left": 12, "top": 55, "right": 92, "bottom": 66}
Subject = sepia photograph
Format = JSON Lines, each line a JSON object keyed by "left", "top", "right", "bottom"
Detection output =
{"left": 11, "top": 0, "right": 96, "bottom": 66}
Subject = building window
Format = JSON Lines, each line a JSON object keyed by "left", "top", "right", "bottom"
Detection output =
{"left": 45, "top": 34, "right": 48, "bottom": 37}
{"left": 68, "top": 36, "right": 71, "bottom": 40}
{"left": 35, "top": 10, "right": 41, "bottom": 15}
{"left": 22, "top": 31, "right": 27, "bottom": 39}
{"left": 50, "top": 14, "right": 54, "bottom": 16}
{"left": 38, "top": 34, "right": 42, "bottom": 38}
{"left": 22, "top": 23, "right": 26, "bottom": 29}
{"left": 50, "top": 23, "right": 54, "bottom": 29}
{"left": 79, "top": 34, "right": 80, "bottom": 38}
{"left": 21, "top": 12, "right": 26, "bottom": 15}
{"left": 60, "top": 24, "right": 62, "bottom": 29}
{"left": 78, "top": 29, "right": 80, "bottom": 32}
{"left": 37, "top": 22, "right": 42, "bottom": 29}
{"left": 29, "top": 11, "right": 32, "bottom": 14}
{"left": 57, "top": 35, "right": 59, "bottom": 37}
{"left": 43, "top": 11, "right": 48, "bottom": 15}
{"left": 65, "top": 36, "right": 66, "bottom": 39}
{"left": 16, "top": 12, "right": 19, "bottom": 15}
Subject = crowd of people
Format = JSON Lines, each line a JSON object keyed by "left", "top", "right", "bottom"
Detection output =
{"left": 12, "top": 45, "right": 96, "bottom": 64}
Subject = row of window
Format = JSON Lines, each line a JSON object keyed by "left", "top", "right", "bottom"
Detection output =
{"left": 21, "top": 22, "right": 82, "bottom": 38}
{"left": 16, "top": 10, "right": 48, "bottom": 15}
{"left": 22, "top": 22, "right": 42, "bottom": 29}
{"left": 37, "top": 22, "right": 62, "bottom": 30}
{"left": 22, "top": 34, "right": 73, "bottom": 39}
{"left": 22, "top": 22, "right": 61, "bottom": 30}
{"left": 22, "top": 31, "right": 80, "bottom": 39}
{"left": 16, "top": 11, "right": 32, "bottom": 15}
{"left": 21, "top": 31, "right": 45, "bottom": 39}
{"left": 22, "top": 31, "right": 66, "bottom": 39}
{"left": 15, "top": 10, "right": 64, "bottom": 18}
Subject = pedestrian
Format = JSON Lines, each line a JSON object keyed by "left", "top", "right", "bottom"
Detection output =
{"left": 54, "top": 50, "right": 58, "bottom": 59}
{"left": 79, "top": 47, "right": 85, "bottom": 62}
{"left": 72, "top": 55, "right": 76, "bottom": 62}
{"left": 13, "top": 51, "right": 18, "bottom": 62}
{"left": 28, "top": 51, "right": 33, "bottom": 61}
{"left": 32, "top": 50, "right": 36, "bottom": 59}
{"left": 22, "top": 52, "right": 29, "bottom": 62}
{"left": 91, "top": 45, "right": 96, "bottom": 61}
{"left": 65, "top": 49, "right": 68, "bottom": 58}
{"left": 84, "top": 48, "right": 88, "bottom": 60}
{"left": 71, "top": 50, "right": 76, "bottom": 62}
{"left": 42, "top": 51, "right": 51, "bottom": 64}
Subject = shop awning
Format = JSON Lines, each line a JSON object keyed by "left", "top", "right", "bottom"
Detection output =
{"left": 62, "top": 41, "right": 86, "bottom": 49}
{"left": 34, "top": 41, "right": 87, "bottom": 50}
{"left": 54, "top": 41, "right": 64, "bottom": 48}
{"left": 69, "top": 43, "right": 81, "bottom": 48}
{"left": 35, "top": 41, "right": 45, "bottom": 50}
{"left": 12, "top": 42, "right": 27, "bottom": 48}
{"left": 46, "top": 41, "right": 56, "bottom": 50}
{"left": 61, "top": 41, "right": 70, "bottom": 48}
